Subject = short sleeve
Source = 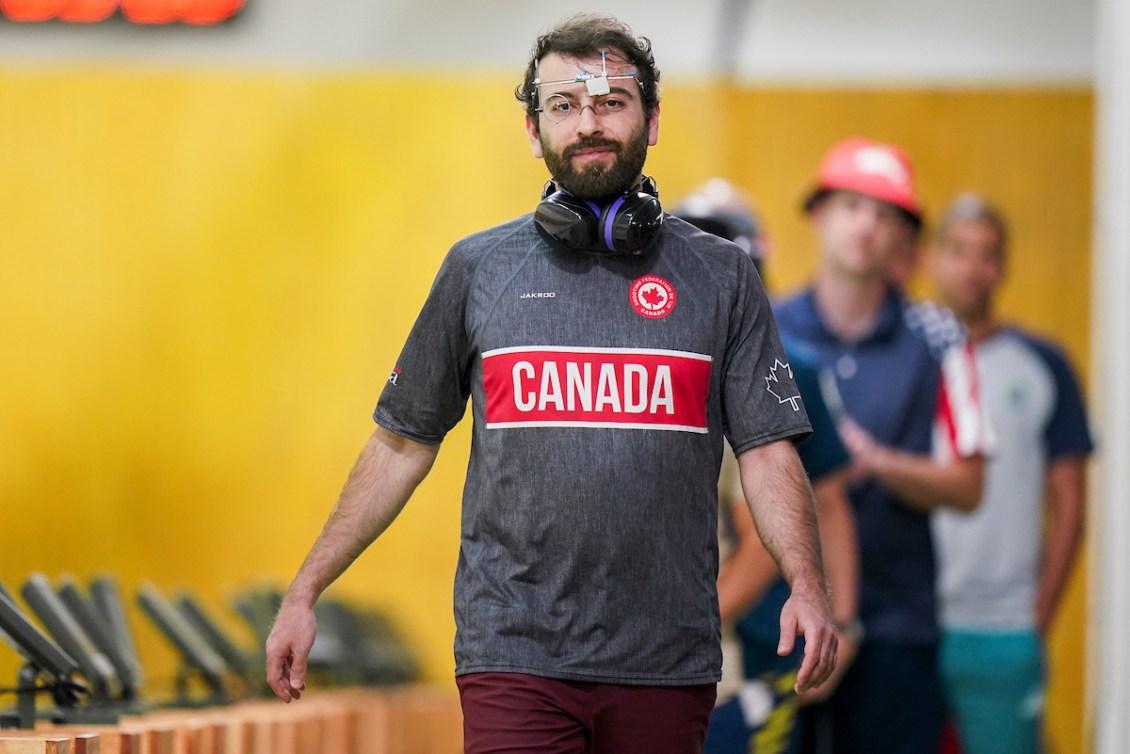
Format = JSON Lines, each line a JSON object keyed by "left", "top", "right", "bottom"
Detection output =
{"left": 373, "top": 247, "right": 477, "bottom": 444}
{"left": 1029, "top": 337, "right": 1095, "bottom": 460}
{"left": 722, "top": 254, "right": 812, "bottom": 455}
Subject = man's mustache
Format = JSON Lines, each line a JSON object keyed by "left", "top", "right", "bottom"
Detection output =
{"left": 564, "top": 138, "right": 622, "bottom": 158}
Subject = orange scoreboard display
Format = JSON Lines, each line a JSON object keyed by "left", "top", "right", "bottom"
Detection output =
{"left": 0, "top": 0, "right": 245, "bottom": 23}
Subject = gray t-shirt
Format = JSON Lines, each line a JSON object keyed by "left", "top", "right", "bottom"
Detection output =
{"left": 933, "top": 327, "right": 1093, "bottom": 630}
{"left": 375, "top": 214, "right": 810, "bottom": 685}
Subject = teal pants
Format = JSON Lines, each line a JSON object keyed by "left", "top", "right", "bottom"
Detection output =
{"left": 939, "top": 629, "right": 1044, "bottom": 754}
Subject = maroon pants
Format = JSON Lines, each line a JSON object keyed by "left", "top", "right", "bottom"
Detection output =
{"left": 457, "top": 672, "right": 716, "bottom": 754}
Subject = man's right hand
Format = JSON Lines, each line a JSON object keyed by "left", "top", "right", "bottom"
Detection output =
{"left": 262, "top": 427, "right": 439, "bottom": 703}
{"left": 265, "top": 600, "right": 317, "bottom": 702}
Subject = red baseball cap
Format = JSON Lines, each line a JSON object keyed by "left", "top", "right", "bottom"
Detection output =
{"left": 803, "top": 137, "right": 923, "bottom": 227}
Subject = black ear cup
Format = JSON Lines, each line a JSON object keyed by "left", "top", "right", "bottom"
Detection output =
{"left": 534, "top": 178, "right": 664, "bottom": 255}
{"left": 598, "top": 192, "right": 664, "bottom": 254}
{"left": 535, "top": 193, "right": 603, "bottom": 250}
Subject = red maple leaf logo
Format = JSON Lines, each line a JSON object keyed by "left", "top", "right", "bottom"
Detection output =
{"left": 640, "top": 285, "right": 667, "bottom": 308}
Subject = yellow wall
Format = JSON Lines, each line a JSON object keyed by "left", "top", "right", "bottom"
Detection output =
{"left": 0, "top": 70, "right": 1091, "bottom": 750}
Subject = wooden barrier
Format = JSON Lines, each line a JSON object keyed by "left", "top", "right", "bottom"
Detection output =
{"left": 123, "top": 709, "right": 233, "bottom": 754}
{"left": 380, "top": 687, "right": 463, "bottom": 754}
{"left": 3, "top": 729, "right": 100, "bottom": 753}
{"left": 0, "top": 734, "right": 74, "bottom": 754}
{"left": 38, "top": 726, "right": 141, "bottom": 754}
{"left": 6, "top": 685, "right": 463, "bottom": 754}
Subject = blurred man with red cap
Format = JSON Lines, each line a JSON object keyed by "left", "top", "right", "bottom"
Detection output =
{"left": 774, "top": 137, "right": 994, "bottom": 754}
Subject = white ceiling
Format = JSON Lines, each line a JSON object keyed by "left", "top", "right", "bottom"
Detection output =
{"left": 0, "top": 0, "right": 1096, "bottom": 85}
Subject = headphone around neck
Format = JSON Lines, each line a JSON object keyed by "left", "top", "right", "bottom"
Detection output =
{"left": 534, "top": 176, "right": 664, "bottom": 256}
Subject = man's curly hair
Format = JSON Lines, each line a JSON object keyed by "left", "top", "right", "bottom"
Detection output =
{"left": 515, "top": 13, "right": 661, "bottom": 122}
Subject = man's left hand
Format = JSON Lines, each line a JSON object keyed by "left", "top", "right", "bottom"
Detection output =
{"left": 777, "top": 588, "right": 838, "bottom": 694}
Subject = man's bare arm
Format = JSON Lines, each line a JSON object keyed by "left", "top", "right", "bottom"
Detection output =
{"left": 838, "top": 417, "right": 984, "bottom": 512}
{"left": 798, "top": 470, "right": 860, "bottom": 704}
{"left": 737, "top": 439, "right": 837, "bottom": 693}
{"left": 812, "top": 471, "right": 859, "bottom": 628}
{"left": 717, "top": 502, "right": 779, "bottom": 623}
{"left": 265, "top": 426, "right": 439, "bottom": 702}
{"left": 870, "top": 452, "right": 984, "bottom": 513}
{"left": 1036, "top": 456, "right": 1088, "bottom": 633}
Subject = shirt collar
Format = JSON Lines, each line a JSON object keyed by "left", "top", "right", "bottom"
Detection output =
{"left": 797, "top": 284, "right": 906, "bottom": 346}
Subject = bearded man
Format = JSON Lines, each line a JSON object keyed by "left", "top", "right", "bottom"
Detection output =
{"left": 265, "top": 13, "right": 837, "bottom": 754}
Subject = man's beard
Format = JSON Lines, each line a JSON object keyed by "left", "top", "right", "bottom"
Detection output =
{"left": 541, "top": 119, "right": 649, "bottom": 201}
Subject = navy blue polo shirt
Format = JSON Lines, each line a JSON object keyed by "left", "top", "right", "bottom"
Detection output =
{"left": 774, "top": 286, "right": 949, "bottom": 645}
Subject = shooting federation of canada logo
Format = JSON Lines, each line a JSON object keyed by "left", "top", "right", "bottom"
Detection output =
{"left": 630, "top": 275, "right": 676, "bottom": 319}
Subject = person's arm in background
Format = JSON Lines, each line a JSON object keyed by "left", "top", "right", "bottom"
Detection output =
{"left": 839, "top": 422, "right": 985, "bottom": 513}
{"left": 1035, "top": 456, "right": 1087, "bottom": 633}
{"left": 1031, "top": 338, "right": 1095, "bottom": 634}
{"left": 737, "top": 440, "right": 837, "bottom": 693}
{"left": 813, "top": 471, "right": 858, "bottom": 630}
{"left": 716, "top": 444, "right": 778, "bottom": 622}
{"left": 265, "top": 426, "right": 439, "bottom": 702}
{"left": 837, "top": 342, "right": 991, "bottom": 513}
{"left": 717, "top": 501, "right": 782, "bottom": 623}
{"left": 799, "top": 469, "right": 859, "bottom": 704}
{"left": 719, "top": 468, "right": 858, "bottom": 635}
